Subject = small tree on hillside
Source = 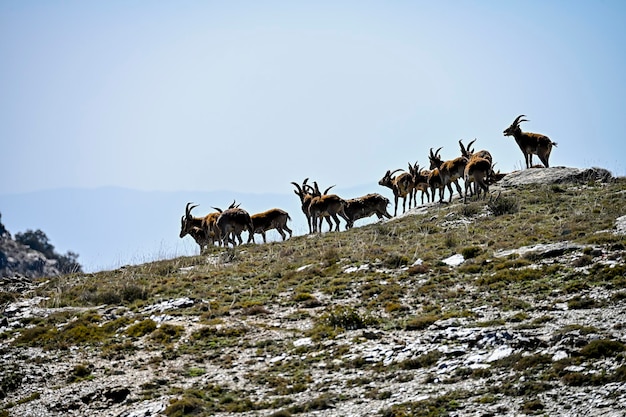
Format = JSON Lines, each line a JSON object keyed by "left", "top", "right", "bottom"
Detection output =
{"left": 56, "top": 251, "right": 82, "bottom": 274}
{"left": 16, "top": 229, "right": 55, "bottom": 259}
{"left": 15, "top": 229, "right": 83, "bottom": 274}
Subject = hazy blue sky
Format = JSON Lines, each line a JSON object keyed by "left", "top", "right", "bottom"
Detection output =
{"left": 2, "top": 0, "right": 626, "bottom": 196}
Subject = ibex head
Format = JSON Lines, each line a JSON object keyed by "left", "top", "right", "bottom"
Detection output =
{"left": 378, "top": 169, "right": 403, "bottom": 187}
{"left": 291, "top": 178, "right": 310, "bottom": 200}
{"left": 408, "top": 161, "right": 420, "bottom": 177}
{"left": 428, "top": 147, "right": 443, "bottom": 170}
{"left": 459, "top": 139, "right": 477, "bottom": 159}
{"left": 503, "top": 115, "right": 528, "bottom": 137}
{"left": 180, "top": 216, "right": 189, "bottom": 238}
{"left": 180, "top": 202, "right": 199, "bottom": 238}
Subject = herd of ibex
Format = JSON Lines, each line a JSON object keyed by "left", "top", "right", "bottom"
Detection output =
{"left": 180, "top": 115, "right": 556, "bottom": 251}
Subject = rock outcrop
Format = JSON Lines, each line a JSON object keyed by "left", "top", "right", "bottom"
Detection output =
{"left": 498, "top": 166, "right": 614, "bottom": 187}
{"left": 0, "top": 236, "right": 61, "bottom": 279}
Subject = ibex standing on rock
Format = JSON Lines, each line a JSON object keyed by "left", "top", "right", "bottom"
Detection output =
{"left": 503, "top": 115, "right": 557, "bottom": 169}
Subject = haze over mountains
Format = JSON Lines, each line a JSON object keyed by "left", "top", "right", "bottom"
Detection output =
{"left": 0, "top": 183, "right": 377, "bottom": 273}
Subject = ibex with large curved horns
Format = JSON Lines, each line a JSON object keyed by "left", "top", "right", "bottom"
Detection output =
{"left": 459, "top": 139, "right": 492, "bottom": 164}
{"left": 307, "top": 182, "right": 349, "bottom": 233}
{"left": 378, "top": 168, "right": 415, "bottom": 216}
{"left": 503, "top": 115, "right": 557, "bottom": 168}
{"left": 408, "top": 161, "right": 431, "bottom": 205}
{"left": 179, "top": 202, "right": 223, "bottom": 252}
{"left": 291, "top": 178, "right": 332, "bottom": 234}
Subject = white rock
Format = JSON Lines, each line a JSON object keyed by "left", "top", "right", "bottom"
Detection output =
{"left": 442, "top": 253, "right": 464, "bottom": 267}
{"left": 293, "top": 337, "right": 313, "bottom": 347}
{"left": 485, "top": 346, "right": 514, "bottom": 362}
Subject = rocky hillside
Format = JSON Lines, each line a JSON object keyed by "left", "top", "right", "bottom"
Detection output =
{"left": 1, "top": 167, "right": 625, "bottom": 417}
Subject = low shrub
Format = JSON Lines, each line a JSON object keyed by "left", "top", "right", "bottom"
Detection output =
{"left": 126, "top": 319, "right": 157, "bottom": 338}
{"left": 579, "top": 339, "right": 625, "bottom": 359}
{"left": 405, "top": 314, "right": 439, "bottom": 330}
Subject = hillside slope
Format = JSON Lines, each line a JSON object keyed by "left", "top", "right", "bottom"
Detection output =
{"left": 1, "top": 167, "right": 625, "bottom": 417}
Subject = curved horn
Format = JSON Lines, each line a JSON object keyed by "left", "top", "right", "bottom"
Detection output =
{"left": 468, "top": 138, "right": 477, "bottom": 152}
{"left": 323, "top": 185, "right": 335, "bottom": 195}
{"left": 229, "top": 200, "right": 237, "bottom": 209}
{"left": 458, "top": 139, "right": 467, "bottom": 156}
{"left": 185, "top": 202, "right": 198, "bottom": 218}
{"left": 390, "top": 168, "right": 404, "bottom": 176}
{"left": 513, "top": 114, "right": 527, "bottom": 126}
{"left": 211, "top": 206, "right": 223, "bottom": 213}
{"left": 435, "top": 147, "right": 443, "bottom": 157}
{"left": 291, "top": 181, "right": 303, "bottom": 193}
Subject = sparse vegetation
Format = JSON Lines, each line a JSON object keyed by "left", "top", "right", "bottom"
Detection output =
{"left": 2, "top": 177, "right": 626, "bottom": 416}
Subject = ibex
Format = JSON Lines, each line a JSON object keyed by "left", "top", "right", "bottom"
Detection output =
{"left": 307, "top": 182, "right": 350, "bottom": 233}
{"left": 459, "top": 139, "right": 492, "bottom": 164}
{"left": 378, "top": 169, "right": 415, "bottom": 216}
{"left": 343, "top": 193, "right": 392, "bottom": 229}
{"left": 247, "top": 208, "right": 293, "bottom": 243}
{"left": 427, "top": 167, "right": 445, "bottom": 203}
{"left": 459, "top": 139, "right": 493, "bottom": 198}
{"left": 291, "top": 179, "right": 333, "bottom": 234}
{"left": 463, "top": 156, "right": 493, "bottom": 203}
{"left": 180, "top": 202, "right": 223, "bottom": 252}
{"left": 183, "top": 224, "right": 210, "bottom": 252}
{"left": 503, "top": 115, "right": 557, "bottom": 168}
{"left": 216, "top": 206, "right": 254, "bottom": 247}
{"left": 408, "top": 162, "right": 430, "bottom": 205}
{"left": 428, "top": 147, "right": 468, "bottom": 203}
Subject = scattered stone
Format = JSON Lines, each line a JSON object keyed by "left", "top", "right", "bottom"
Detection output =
{"left": 494, "top": 241, "right": 583, "bottom": 259}
{"left": 120, "top": 401, "right": 166, "bottom": 417}
{"left": 293, "top": 337, "right": 313, "bottom": 347}
{"left": 615, "top": 215, "right": 626, "bottom": 235}
{"left": 485, "top": 345, "right": 514, "bottom": 362}
{"left": 442, "top": 253, "right": 464, "bottom": 266}
{"left": 142, "top": 297, "right": 194, "bottom": 314}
